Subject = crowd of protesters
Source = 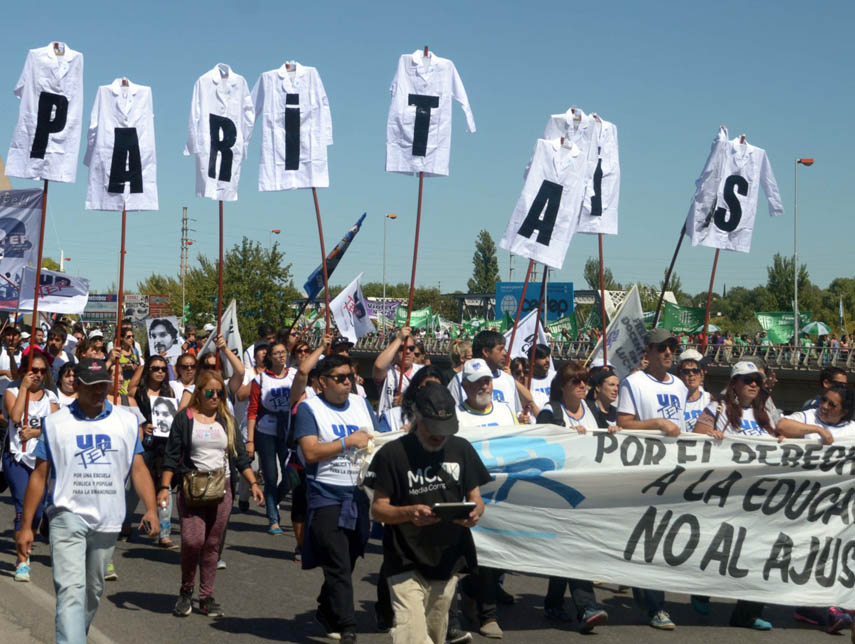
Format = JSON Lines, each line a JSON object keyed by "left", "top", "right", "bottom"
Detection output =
{"left": 1, "top": 315, "right": 853, "bottom": 643}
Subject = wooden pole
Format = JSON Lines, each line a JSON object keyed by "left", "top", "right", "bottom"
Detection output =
{"left": 312, "top": 188, "right": 331, "bottom": 333}
{"left": 405, "top": 171, "right": 425, "bottom": 326}
{"left": 216, "top": 200, "right": 224, "bottom": 369}
{"left": 112, "top": 207, "right": 127, "bottom": 403}
{"left": 598, "top": 233, "right": 608, "bottom": 365}
{"left": 702, "top": 249, "right": 721, "bottom": 353}
{"left": 526, "top": 267, "right": 549, "bottom": 389}
{"left": 504, "top": 259, "right": 534, "bottom": 368}
{"left": 22, "top": 180, "right": 49, "bottom": 448}
{"left": 653, "top": 223, "right": 686, "bottom": 328}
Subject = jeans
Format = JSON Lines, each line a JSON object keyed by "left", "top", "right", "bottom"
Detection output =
{"left": 3, "top": 452, "right": 44, "bottom": 531}
{"left": 388, "top": 571, "right": 458, "bottom": 644}
{"left": 544, "top": 576, "right": 600, "bottom": 618}
{"left": 49, "top": 511, "right": 117, "bottom": 644}
{"left": 256, "top": 432, "right": 281, "bottom": 526}
{"left": 633, "top": 587, "right": 665, "bottom": 617}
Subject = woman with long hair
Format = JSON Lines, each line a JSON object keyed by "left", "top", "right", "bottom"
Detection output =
{"left": 159, "top": 369, "right": 262, "bottom": 617}
{"left": 692, "top": 361, "right": 774, "bottom": 630}
{"left": 535, "top": 360, "right": 608, "bottom": 633}
{"left": 126, "top": 354, "right": 178, "bottom": 548}
{"left": 3, "top": 351, "right": 59, "bottom": 581}
{"left": 246, "top": 341, "right": 294, "bottom": 534}
{"left": 55, "top": 362, "right": 78, "bottom": 407}
{"left": 117, "top": 327, "right": 142, "bottom": 395}
{"left": 585, "top": 369, "right": 620, "bottom": 428}
{"left": 777, "top": 382, "right": 850, "bottom": 443}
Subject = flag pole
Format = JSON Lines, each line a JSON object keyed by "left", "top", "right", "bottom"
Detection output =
{"left": 702, "top": 249, "right": 720, "bottom": 353}
{"left": 112, "top": 206, "right": 127, "bottom": 403}
{"left": 22, "top": 179, "right": 49, "bottom": 448}
{"left": 504, "top": 259, "right": 534, "bottom": 368}
{"left": 653, "top": 223, "right": 686, "bottom": 328}
{"left": 598, "top": 233, "right": 608, "bottom": 365}
{"left": 312, "top": 187, "right": 331, "bottom": 334}
{"left": 216, "top": 199, "right": 224, "bottom": 369}
{"left": 526, "top": 266, "right": 548, "bottom": 389}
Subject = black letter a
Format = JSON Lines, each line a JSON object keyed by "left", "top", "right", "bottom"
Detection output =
{"left": 517, "top": 180, "right": 563, "bottom": 245}
{"left": 108, "top": 128, "right": 143, "bottom": 194}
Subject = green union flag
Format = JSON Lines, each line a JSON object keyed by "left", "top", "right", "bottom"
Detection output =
{"left": 663, "top": 302, "right": 706, "bottom": 334}
{"left": 755, "top": 311, "right": 811, "bottom": 344}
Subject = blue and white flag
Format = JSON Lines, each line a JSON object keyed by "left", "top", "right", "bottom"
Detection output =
{"left": 17, "top": 267, "right": 89, "bottom": 314}
{"left": 304, "top": 213, "right": 366, "bottom": 302}
{"left": 330, "top": 273, "right": 374, "bottom": 344}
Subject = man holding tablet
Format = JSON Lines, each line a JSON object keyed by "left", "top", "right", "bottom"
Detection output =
{"left": 365, "top": 383, "right": 491, "bottom": 644}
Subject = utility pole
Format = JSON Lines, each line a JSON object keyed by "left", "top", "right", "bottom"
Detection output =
{"left": 180, "top": 206, "right": 194, "bottom": 324}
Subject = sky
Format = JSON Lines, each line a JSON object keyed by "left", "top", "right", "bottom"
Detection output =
{"left": 0, "top": 0, "right": 852, "bottom": 301}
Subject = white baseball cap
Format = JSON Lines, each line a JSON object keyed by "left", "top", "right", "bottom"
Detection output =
{"left": 202, "top": 323, "right": 216, "bottom": 333}
{"left": 462, "top": 358, "right": 492, "bottom": 382}
{"left": 731, "top": 361, "right": 763, "bottom": 379}
{"left": 88, "top": 329, "right": 103, "bottom": 339}
{"left": 678, "top": 349, "right": 704, "bottom": 364}
{"left": 589, "top": 357, "right": 614, "bottom": 369}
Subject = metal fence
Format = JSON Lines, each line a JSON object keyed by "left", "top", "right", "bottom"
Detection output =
{"left": 351, "top": 336, "right": 855, "bottom": 371}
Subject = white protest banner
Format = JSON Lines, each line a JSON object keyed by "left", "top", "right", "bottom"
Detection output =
{"left": 588, "top": 284, "right": 646, "bottom": 379}
{"left": 364, "top": 426, "right": 855, "bottom": 608}
{"left": 196, "top": 299, "right": 243, "bottom": 377}
{"left": 145, "top": 316, "right": 182, "bottom": 360}
{"left": 330, "top": 273, "right": 374, "bottom": 344}
{"left": 503, "top": 309, "right": 550, "bottom": 360}
{"left": 0, "top": 190, "right": 42, "bottom": 287}
{"left": 17, "top": 267, "right": 89, "bottom": 314}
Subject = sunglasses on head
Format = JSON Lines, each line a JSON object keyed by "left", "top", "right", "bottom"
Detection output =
{"left": 680, "top": 368, "right": 700, "bottom": 375}
{"left": 203, "top": 388, "right": 223, "bottom": 399}
{"left": 150, "top": 366, "right": 168, "bottom": 373}
{"left": 325, "top": 373, "right": 354, "bottom": 384}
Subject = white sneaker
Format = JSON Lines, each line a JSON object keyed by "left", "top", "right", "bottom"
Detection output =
{"left": 217, "top": 559, "right": 227, "bottom": 570}
{"left": 14, "top": 561, "right": 30, "bottom": 582}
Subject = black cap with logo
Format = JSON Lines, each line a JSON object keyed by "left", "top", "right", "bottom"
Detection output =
{"left": 415, "top": 382, "right": 459, "bottom": 436}
{"left": 76, "top": 358, "right": 112, "bottom": 385}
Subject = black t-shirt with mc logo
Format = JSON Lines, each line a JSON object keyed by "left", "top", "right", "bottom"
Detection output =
{"left": 365, "top": 432, "right": 491, "bottom": 580}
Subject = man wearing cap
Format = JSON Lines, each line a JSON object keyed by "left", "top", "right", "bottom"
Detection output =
{"left": 365, "top": 383, "right": 490, "bottom": 644}
{"left": 448, "top": 330, "right": 527, "bottom": 415}
{"left": 456, "top": 359, "right": 520, "bottom": 428}
{"left": 88, "top": 329, "right": 105, "bottom": 354}
{"left": 678, "top": 349, "right": 711, "bottom": 431}
{"left": 330, "top": 336, "right": 355, "bottom": 357}
{"left": 293, "top": 354, "right": 380, "bottom": 643}
{"left": 616, "top": 328, "right": 687, "bottom": 631}
{"left": 16, "top": 358, "right": 159, "bottom": 643}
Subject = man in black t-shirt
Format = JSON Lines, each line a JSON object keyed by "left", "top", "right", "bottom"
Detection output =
{"left": 365, "top": 383, "right": 491, "bottom": 644}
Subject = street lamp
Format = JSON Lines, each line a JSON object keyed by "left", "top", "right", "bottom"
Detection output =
{"left": 383, "top": 214, "right": 398, "bottom": 336}
{"left": 794, "top": 157, "right": 814, "bottom": 347}
{"left": 269, "top": 228, "right": 281, "bottom": 250}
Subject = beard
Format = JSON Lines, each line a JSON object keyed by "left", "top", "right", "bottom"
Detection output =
{"left": 474, "top": 391, "right": 492, "bottom": 407}
{"left": 416, "top": 432, "right": 447, "bottom": 453}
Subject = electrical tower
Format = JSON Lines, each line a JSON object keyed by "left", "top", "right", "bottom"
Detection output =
{"left": 180, "top": 207, "right": 195, "bottom": 323}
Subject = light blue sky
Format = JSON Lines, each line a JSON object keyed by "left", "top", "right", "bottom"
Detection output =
{"left": 1, "top": 0, "right": 851, "bottom": 299}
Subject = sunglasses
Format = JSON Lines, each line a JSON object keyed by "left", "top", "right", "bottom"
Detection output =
{"left": 295, "top": 348, "right": 310, "bottom": 355}
{"left": 740, "top": 375, "right": 763, "bottom": 386}
{"left": 413, "top": 351, "right": 423, "bottom": 358}
{"left": 30, "top": 367, "right": 47, "bottom": 375}
{"left": 179, "top": 363, "right": 196, "bottom": 370}
{"left": 203, "top": 388, "right": 223, "bottom": 399}
{"left": 150, "top": 366, "right": 168, "bottom": 373}
{"left": 324, "top": 373, "right": 354, "bottom": 384}
{"left": 402, "top": 345, "right": 416, "bottom": 352}
{"left": 654, "top": 341, "right": 678, "bottom": 353}
{"left": 201, "top": 362, "right": 217, "bottom": 370}
{"left": 820, "top": 396, "right": 839, "bottom": 409}
{"left": 680, "top": 368, "right": 700, "bottom": 375}
{"left": 571, "top": 377, "right": 588, "bottom": 385}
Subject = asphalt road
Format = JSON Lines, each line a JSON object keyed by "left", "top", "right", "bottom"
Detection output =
{"left": 0, "top": 493, "right": 841, "bottom": 643}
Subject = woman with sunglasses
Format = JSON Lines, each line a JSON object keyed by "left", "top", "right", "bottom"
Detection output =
{"left": 3, "top": 351, "right": 59, "bottom": 581}
{"left": 55, "top": 362, "right": 78, "bottom": 407}
{"left": 692, "top": 360, "right": 775, "bottom": 630}
{"left": 170, "top": 353, "right": 198, "bottom": 401}
{"left": 246, "top": 341, "right": 295, "bottom": 534}
{"left": 177, "top": 334, "right": 245, "bottom": 412}
{"left": 159, "top": 370, "right": 263, "bottom": 617}
{"left": 535, "top": 361, "right": 609, "bottom": 633}
{"left": 116, "top": 328, "right": 142, "bottom": 396}
{"left": 126, "top": 354, "right": 179, "bottom": 548}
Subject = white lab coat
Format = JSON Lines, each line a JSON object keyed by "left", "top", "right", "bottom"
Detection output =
{"left": 84, "top": 79, "right": 158, "bottom": 211}
{"left": 6, "top": 42, "right": 84, "bottom": 183}
{"left": 251, "top": 62, "right": 333, "bottom": 190}
{"left": 184, "top": 64, "right": 255, "bottom": 201}
{"left": 385, "top": 49, "right": 475, "bottom": 177}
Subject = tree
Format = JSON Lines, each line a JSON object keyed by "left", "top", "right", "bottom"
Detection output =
{"left": 766, "top": 253, "right": 810, "bottom": 311}
{"left": 659, "top": 270, "right": 686, "bottom": 304}
{"left": 467, "top": 230, "right": 500, "bottom": 294}
{"left": 583, "top": 257, "right": 620, "bottom": 292}
{"left": 137, "top": 238, "right": 299, "bottom": 340}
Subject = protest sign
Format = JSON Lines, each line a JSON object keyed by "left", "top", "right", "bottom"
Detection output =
{"left": 145, "top": 316, "right": 182, "bottom": 360}
{"left": 150, "top": 396, "right": 178, "bottom": 438}
{"left": 588, "top": 285, "right": 647, "bottom": 379}
{"left": 756, "top": 311, "right": 812, "bottom": 344}
{"left": 17, "top": 267, "right": 89, "bottom": 314}
{"left": 365, "top": 426, "right": 855, "bottom": 608}
{"left": 663, "top": 301, "right": 706, "bottom": 334}
{"left": 504, "top": 309, "right": 550, "bottom": 360}
{"left": 330, "top": 273, "right": 374, "bottom": 343}
{"left": 0, "top": 189, "right": 41, "bottom": 288}
{"left": 196, "top": 300, "right": 243, "bottom": 376}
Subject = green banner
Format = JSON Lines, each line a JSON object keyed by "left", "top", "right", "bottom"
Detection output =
{"left": 755, "top": 311, "right": 811, "bottom": 344}
{"left": 663, "top": 302, "right": 705, "bottom": 334}
{"left": 547, "top": 314, "right": 578, "bottom": 339}
{"left": 395, "top": 306, "right": 436, "bottom": 329}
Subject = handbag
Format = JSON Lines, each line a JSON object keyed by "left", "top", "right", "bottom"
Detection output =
{"left": 182, "top": 464, "right": 226, "bottom": 508}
